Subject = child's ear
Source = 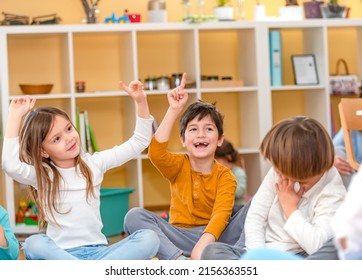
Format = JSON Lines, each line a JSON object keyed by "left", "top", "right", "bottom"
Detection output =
{"left": 180, "top": 135, "right": 186, "bottom": 147}
{"left": 217, "top": 135, "right": 224, "bottom": 147}
{"left": 41, "top": 149, "right": 50, "bottom": 158}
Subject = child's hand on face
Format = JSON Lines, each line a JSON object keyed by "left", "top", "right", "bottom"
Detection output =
{"left": 9, "top": 96, "right": 36, "bottom": 118}
{"left": 119, "top": 80, "right": 146, "bottom": 104}
{"left": 167, "top": 73, "right": 188, "bottom": 110}
{"left": 275, "top": 176, "right": 304, "bottom": 218}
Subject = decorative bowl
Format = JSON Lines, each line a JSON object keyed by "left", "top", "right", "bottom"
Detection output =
{"left": 19, "top": 84, "right": 53, "bottom": 94}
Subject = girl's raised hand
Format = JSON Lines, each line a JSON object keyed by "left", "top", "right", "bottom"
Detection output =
{"left": 119, "top": 80, "right": 146, "bottom": 104}
{"left": 167, "top": 72, "right": 188, "bottom": 110}
{"left": 6, "top": 96, "right": 36, "bottom": 138}
{"left": 9, "top": 96, "right": 36, "bottom": 118}
{"left": 120, "top": 80, "right": 150, "bottom": 119}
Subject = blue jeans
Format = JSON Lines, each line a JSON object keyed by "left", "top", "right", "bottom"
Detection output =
{"left": 23, "top": 229, "right": 160, "bottom": 260}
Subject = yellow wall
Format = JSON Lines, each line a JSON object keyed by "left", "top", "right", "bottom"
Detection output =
{"left": 2, "top": 1, "right": 362, "bottom": 24}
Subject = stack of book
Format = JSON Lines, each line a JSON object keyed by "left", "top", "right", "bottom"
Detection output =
{"left": 76, "top": 109, "right": 98, "bottom": 153}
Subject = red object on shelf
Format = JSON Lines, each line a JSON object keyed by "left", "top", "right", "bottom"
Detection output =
{"left": 128, "top": 14, "right": 141, "bottom": 23}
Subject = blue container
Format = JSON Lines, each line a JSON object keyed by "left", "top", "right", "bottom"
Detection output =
{"left": 100, "top": 188, "right": 135, "bottom": 236}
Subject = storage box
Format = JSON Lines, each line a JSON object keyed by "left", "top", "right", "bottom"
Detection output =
{"left": 200, "top": 80, "right": 244, "bottom": 88}
{"left": 100, "top": 188, "right": 135, "bottom": 236}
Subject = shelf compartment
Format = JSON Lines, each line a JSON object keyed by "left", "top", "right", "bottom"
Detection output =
{"left": 136, "top": 29, "right": 197, "bottom": 85}
{"left": 199, "top": 28, "right": 257, "bottom": 87}
{"left": 272, "top": 89, "right": 330, "bottom": 130}
{"left": 75, "top": 96, "right": 133, "bottom": 151}
{"left": 269, "top": 27, "right": 326, "bottom": 87}
{"left": 73, "top": 31, "right": 134, "bottom": 93}
{"left": 7, "top": 33, "right": 70, "bottom": 95}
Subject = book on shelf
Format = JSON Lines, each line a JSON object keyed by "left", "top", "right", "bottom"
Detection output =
{"left": 84, "top": 111, "right": 93, "bottom": 153}
{"left": 269, "top": 30, "right": 283, "bottom": 86}
{"left": 76, "top": 109, "right": 99, "bottom": 153}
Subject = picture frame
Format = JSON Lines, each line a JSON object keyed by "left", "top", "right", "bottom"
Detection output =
{"left": 291, "top": 54, "right": 319, "bottom": 85}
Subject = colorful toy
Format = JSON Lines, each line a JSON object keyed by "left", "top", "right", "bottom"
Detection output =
{"left": 16, "top": 200, "right": 29, "bottom": 223}
{"left": 104, "top": 10, "right": 129, "bottom": 24}
{"left": 15, "top": 200, "right": 38, "bottom": 225}
{"left": 160, "top": 211, "right": 169, "bottom": 222}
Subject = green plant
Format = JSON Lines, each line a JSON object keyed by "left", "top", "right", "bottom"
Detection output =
{"left": 216, "top": 0, "right": 231, "bottom": 6}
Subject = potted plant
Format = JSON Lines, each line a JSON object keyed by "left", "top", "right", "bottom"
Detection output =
{"left": 279, "top": 0, "right": 303, "bottom": 20}
{"left": 321, "top": 0, "right": 348, "bottom": 18}
{"left": 214, "top": 0, "right": 234, "bottom": 20}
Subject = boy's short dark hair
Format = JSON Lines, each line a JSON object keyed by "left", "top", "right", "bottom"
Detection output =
{"left": 179, "top": 100, "right": 224, "bottom": 140}
{"left": 260, "top": 116, "right": 335, "bottom": 180}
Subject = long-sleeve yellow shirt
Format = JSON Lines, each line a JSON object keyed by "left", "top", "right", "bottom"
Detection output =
{"left": 148, "top": 137, "right": 236, "bottom": 239}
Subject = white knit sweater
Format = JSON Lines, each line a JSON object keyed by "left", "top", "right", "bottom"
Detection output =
{"left": 245, "top": 167, "right": 346, "bottom": 255}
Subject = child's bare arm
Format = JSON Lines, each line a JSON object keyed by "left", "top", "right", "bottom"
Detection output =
{"left": 190, "top": 233, "right": 216, "bottom": 260}
{"left": 155, "top": 73, "right": 188, "bottom": 142}
{"left": 5, "top": 96, "right": 36, "bottom": 138}
{"left": 119, "top": 80, "right": 150, "bottom": 119}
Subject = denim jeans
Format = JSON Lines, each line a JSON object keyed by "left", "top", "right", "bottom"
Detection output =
{"left": 23, "top": 229, "right": 160, "bottom": 260}
{"left": 124, "top": 207, "right": 206, "bottom": 260}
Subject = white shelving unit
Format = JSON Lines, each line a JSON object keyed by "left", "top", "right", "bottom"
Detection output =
{"left": 1, "top": 20, "right": 361, "bottom": 234}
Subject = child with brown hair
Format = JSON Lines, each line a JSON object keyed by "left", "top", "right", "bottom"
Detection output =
{"left": 1, "top": 80, "right": 160, "bottom": 260}
{"left": 124, "top": 73, "right": 237, "bottom": 260}
{"left": 202, "top": 116, "right": 347, "bottom": 260}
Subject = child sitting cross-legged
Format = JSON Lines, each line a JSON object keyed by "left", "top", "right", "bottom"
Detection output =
{"left": 124, "top": 73, "right": 237, "bottom": 260}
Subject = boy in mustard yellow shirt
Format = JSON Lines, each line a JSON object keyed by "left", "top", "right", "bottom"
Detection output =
{"left": 124, "top": 73, "right": 236, "bottom": 260}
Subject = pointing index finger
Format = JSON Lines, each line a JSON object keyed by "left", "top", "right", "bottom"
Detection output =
{"left": 180, "top": 73, "right": 187, "bottom": 88}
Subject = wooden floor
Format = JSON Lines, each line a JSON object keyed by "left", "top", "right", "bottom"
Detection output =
{"left": 17, "top": 234, "right": 125, "bottom": 260}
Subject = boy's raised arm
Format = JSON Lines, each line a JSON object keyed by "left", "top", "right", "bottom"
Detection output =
{"left": 155, "top": 73, "right": 188, "bottom": 143}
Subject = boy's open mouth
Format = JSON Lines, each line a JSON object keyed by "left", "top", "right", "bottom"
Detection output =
{"left": 194, "top": 142, "right": 209, "bottom": 148}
